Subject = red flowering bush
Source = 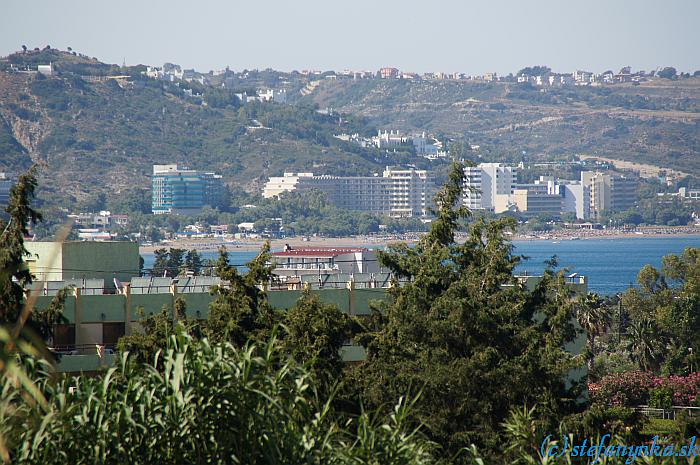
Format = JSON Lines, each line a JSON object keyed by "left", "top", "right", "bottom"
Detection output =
{"left": 591, "top": 371, "right": 700, "bottom": 407}
{"left": 591, "top": 371, "right": 657, "bottom": 406}
{"left": 665, "top": 372, "right": 700, "bottom": 406}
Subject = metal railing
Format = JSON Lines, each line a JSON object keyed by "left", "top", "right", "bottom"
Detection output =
{"left": 634, "top": 405, "right": 700, "bottom": 420}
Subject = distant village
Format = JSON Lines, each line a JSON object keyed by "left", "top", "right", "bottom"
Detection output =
{"left": 141, "top": 61, "right": 682, "bottom": 88}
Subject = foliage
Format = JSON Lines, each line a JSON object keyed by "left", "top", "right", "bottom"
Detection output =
{"left": 151, "top": 247, "right": 200, "bottom": 277}
{"left": 0, "top": 166, "right": 42, "bottom": 324}
{"left": 206, "top": 245, "right": 280, "bottom": 346}
{"left": 4, "top": 330, "right": 439, "bottom": 465}
{"left": 561, "top": 403, "right": 643, "bottom": 442}
{"left": 657, "top": 67, "right": 678, "bottom": 79}
{"left": 591, "top": 371, "right": 700, "bottom": 407}
{"left": 648, "top": 386, "right": 673, "bottom": 409}
{"left": 282, "top": 289, "right": 353, "bottom": 389}
{"left": 352, "top": 162, "right": 582, "bottom": 460}
{"left": 575, "top": 293, "right": 610, "bottom": 370}
{"left": 615, "top": 248, "right": 700, "bottom": 375}
{"left": 0, "top": 165, "right": 64, "bottom": 343}
{"left": 116, "top": 298, "right": 198, "bottom": 365}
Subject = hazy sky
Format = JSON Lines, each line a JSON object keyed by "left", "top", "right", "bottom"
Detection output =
{"left": 2, "top": 0, "right": 698, "bottom": 74}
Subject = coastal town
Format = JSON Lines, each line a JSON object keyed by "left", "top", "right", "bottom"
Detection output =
{"left": 1, "top": 1, "right": 700, "bottom": 461}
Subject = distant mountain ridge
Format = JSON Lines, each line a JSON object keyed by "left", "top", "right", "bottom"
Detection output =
{"left": 0, "top": 48, "right": 400, "bottom": 211}
{"left": 1, "top": 47, "right": 698, "bottom": 215}
{"left": 301, "top": 76, "right": 700, "bottom": 177}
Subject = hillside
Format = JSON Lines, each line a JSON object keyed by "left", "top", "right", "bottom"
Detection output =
{"left": 303, "top": 78, "right": 700, "bottom": 176}
{"left": 0, "top": 49, "right": 393, "bottom": 210}
{"left": 2, "top": 48, "right": 698, "bottom": 215}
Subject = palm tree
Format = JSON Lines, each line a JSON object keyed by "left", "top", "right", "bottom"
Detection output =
{"left": 576, "top": 292, "right": 610, "bottom": 369}
{"left": 627, "top": 316, "right": 662, "bottom": 371}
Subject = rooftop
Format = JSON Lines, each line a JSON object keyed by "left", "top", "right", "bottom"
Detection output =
{"left": 272, "top": 246, "right": 369, "bottom": 258}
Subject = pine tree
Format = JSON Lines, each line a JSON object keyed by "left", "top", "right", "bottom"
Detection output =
{"left": 184, "top": 249, "right": 203, "bottom": 275}
{"left": 0, "top": 166, "right": 42, "bottom": 324}
{"left": 167, "top": 248, "right": 186, "bottom": 276}
{"left": 152, "top": 248, "right": 169, "bottom": 277}
{"left": 0, "top": 165, "right": 66, "bottom": 347}
{"left": 206, "top": 244, "right": 280, "bottom": 346}
{"left": 353, "top": 162, "right": 582, "bottom": 460}
{"left": 283, "top": 289, "right": 352, "bottom": 389}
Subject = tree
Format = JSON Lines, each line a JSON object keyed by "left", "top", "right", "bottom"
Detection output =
{"left": 517, "top": 65, "right": 551, "bottom": 76}
{"left": 657, "top": 67, "right": 677, "bottom": 79}
{"left": 353, "top": 162, "right": 581, "bottom": 459}
{"left": 184, "top": 250, "right": 202, "bottom": 275}
{"left": 283, "top": 289, "right": 352, "bottom": 388}
{"left": 1, "top": 169, "right": 39, "bottom": 324}
{"left": 627, "top": 316, "right": 663, "bottom": 371}
{"left": 575, "top": 293, "right": 610, "bottom": 370}
{"left": 151, "top": 248, "right": 169, "bottom": 277}
{"left": 0, "top": 166, "right": 65, "bottom": 353}
{"left": 116, "top": 297, "right": 195, "bottom": 364}
{"left": 0, "top": 166, "right": 42, "bottom": 324}
{"left": 167, "top": 248, "right": 186, "bottom": 276}
{"left": 206, "top": 244, "right": 280, "bottom": 346}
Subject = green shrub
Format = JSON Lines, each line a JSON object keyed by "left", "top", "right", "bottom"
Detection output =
{"left": 648, "top": 386, "right": 674, "bottom": 409}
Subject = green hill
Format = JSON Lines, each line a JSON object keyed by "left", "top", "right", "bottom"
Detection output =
{"left": 302, "top": 77, "right": 700, "bottom": 176}
{"left": 0, "top": 49, "right": 393, "bottom": 210}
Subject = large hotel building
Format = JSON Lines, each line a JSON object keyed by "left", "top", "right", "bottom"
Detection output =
{"left": 152, "top": 165, "right": 223, "bottom": 215}
{"left": 264, "top": 164, "right": 638, "bottom": 220}
{"left": 263, "top": 167, "right": 436, "bottom": 217}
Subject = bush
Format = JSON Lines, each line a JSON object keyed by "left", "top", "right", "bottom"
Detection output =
{"left": 562, "top": 404, "right": 643, "bottom": 440}
{"left": 593, "top": 371, "right": 700, "bottom": 407}
{"left": 592, "top": 371, "right": 657, "bottom": 406}
{"left": 648, "top": 386, "right": 673, "bottom": 409}
{"left": 677, "top": 411, "right": 700, "bottom": 437}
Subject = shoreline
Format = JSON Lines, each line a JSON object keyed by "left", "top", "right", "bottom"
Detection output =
{"left": 139, "top": 228, "right": 700, "bottom": 254}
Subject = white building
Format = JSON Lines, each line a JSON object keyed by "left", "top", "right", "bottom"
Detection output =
{"left": 462, "top": 166, "right": 483, "bottom": 210}
{"left": 271, "top": 246, "right": 381, "bottom": 278}
{"left": 411, "top": 132, "right": 443, "bottom": 158}
{"left": 372, "top": 130, "right": 409, "bottom": 149}
{"left": 262, "top": 168, "right": 435, "bottom": 217}
{"left": 479, "top": 163, "right": 516, "bottom": 213}
{"left": 257, "top": 88, "right": 287, "bottom": 103}
{"left": 263, "top": 173, "right": 314, "bottom": 198}
{"left": 37, "top": 64, "right": 53, "bottom": 76}
{"left": 460, "top": 164, "right": 516, "bottom": 213}
{"left": 558, "top": 181, "right": 589, "bottom": 220}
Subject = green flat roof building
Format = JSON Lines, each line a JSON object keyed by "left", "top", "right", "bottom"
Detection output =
{"left": 25, "top": 241, "right": 140, "bottom": 291}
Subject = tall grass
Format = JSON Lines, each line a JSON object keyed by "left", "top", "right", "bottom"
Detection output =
{"left": 1, "top": 328, "right": 437, "bottom": 464}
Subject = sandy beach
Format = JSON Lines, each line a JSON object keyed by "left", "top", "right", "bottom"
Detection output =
{"left": 139, "top": 226, "right": 700, "bottom": 254}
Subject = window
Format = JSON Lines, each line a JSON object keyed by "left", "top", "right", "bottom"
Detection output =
{"left": 54, "top": 324, "right": 75, "bottom": 348}
{"left": 102, "top": 323, "right": 125, "bottom": 347}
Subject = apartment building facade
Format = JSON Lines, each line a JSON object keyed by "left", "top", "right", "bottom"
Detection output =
{"left": 583, "top": 171, "right": 638, "bottom": 219}
{"left": 461, "top": 163, "right": 516, "bottom": 212}
{"left": 262, "top": 167, "right": 435, "bottom": 217}
{"left": 152, "top": 164, "right": 224, "bottom": 215}
{"left": 0, "top": 172, "right": 12, "bottom": 211}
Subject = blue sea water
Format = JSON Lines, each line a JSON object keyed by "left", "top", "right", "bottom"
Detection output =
{"left": 512, "top": 236, "right": 700, "bottom": 294}
{"left": 142, "top": 236, "right": 700, "bottom": 295}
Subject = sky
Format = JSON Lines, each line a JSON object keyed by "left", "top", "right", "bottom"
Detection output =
{"left": 2, "top": 0, "right": 699, "bottom": 75}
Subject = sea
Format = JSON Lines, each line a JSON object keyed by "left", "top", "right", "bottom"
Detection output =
{"left": 141, "top": 236, "right": 700, "bottom": 295}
